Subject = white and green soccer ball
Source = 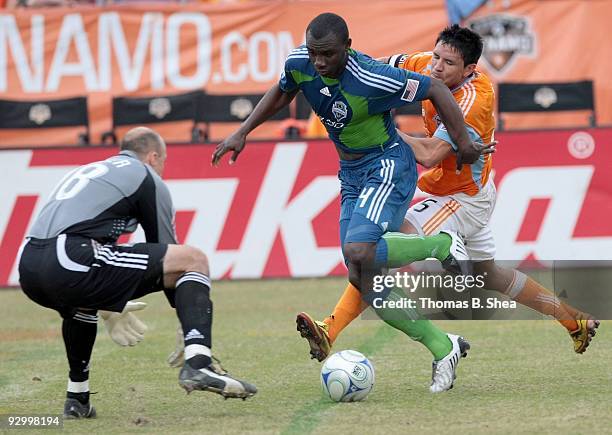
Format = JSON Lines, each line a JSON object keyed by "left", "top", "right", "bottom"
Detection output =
{"left": 321, "top": 350, "right": 375, "bottom": 402}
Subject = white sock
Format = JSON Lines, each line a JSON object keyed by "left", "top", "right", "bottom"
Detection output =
{"left": 185, "top": 344, "right": 211, "bottom": 360}
{"left": 67, "top": 379, "right": 89, "bottom": 393}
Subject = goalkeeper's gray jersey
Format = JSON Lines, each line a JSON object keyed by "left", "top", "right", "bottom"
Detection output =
{"left": 28, "top": 150, "right": 177, "bottom": 244}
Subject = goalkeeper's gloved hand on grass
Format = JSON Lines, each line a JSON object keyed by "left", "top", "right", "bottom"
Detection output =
{"left": 99, "top": 301, "right": 148, "bottom": 346}
{"left": 167, "top": 325, "right": 185, "bottom": 368}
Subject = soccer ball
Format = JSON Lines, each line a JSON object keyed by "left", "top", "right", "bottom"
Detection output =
{"left": 320, "top": 350, "right": 375, "bottom": 402}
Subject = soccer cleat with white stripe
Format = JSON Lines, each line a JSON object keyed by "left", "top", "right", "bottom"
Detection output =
{"left": 429, "top": 333, "right": 470, "bottom": 393}
{"left": 439, "top": 230, "right": 472, "bottom": 276}
{"left": 179, "top": 361, "right": 257, "bottom": 400}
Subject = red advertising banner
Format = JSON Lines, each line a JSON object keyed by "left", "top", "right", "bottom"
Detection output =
{"left": 2, "top": 1, "right": 611, "bottom": 146}
{"left": 1, "top": 128, "right": 612, "bottom": 287}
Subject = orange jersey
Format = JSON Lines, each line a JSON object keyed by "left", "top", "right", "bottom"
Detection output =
{"left": 393, "top": 52, "right": 495, "bottom": 196}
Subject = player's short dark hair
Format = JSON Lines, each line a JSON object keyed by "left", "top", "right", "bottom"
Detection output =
{"left": 435, "top": 24, "right": 483, "bottom": 66}
{"left": 306, "top": 13, "right": 349, "bottom": 43}
{"left": 120, "top": 128, "right": 164, "bottom": 156}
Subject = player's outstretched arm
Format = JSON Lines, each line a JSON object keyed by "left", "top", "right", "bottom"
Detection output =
{"left": 398, "top": 129, "right": 497, "bottom": 169}
{"left": 399, "top": 132, "right": 453, "bottom": 168}
{"left": 425, "top": 78, "right": 481, "bottom": 171}
{"left": 212, "top": 84, "right": 298, "bottom": 166}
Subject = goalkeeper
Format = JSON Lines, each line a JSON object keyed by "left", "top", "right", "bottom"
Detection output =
{"left": 18, "top": 127, "right": 256, "bottom": 420}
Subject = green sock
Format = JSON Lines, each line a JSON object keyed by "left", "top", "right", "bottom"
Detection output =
{"left": 382, "top": 232, "right": 451, "bottom": 268}
{"left": 372, "top": 286, "right": 452, "bottom": 360}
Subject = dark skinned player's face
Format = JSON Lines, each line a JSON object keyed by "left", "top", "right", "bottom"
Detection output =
{"left": 306, "top": 30, "right": 351, "bottom": 79}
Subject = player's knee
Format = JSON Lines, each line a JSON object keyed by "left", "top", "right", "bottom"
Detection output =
{"left": 343, "top": 242, "right": 374, "bottom": 266}
{"left": 181, "top": 245, "right": 209, "bottom": 275}
{"left": 474, "top": 260, "right": 509, "bottom": 291}
{"left": 347, "top": 268, "right": 361, "bottom": 291}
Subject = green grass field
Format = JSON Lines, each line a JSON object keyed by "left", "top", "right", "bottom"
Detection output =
{"left": 1, "top": 278, "right": 610, "bottom": 434}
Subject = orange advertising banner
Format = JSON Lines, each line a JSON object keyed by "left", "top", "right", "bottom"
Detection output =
{"left": 465, "top": 0, "right": 611, "bottom": 130}
{"left": 1, "top": 0, "right": 610, "bottom": 146}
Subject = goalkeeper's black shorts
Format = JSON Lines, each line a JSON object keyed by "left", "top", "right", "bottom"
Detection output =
{"left": 19, "top": 234, "right": 167, "bottom": 316}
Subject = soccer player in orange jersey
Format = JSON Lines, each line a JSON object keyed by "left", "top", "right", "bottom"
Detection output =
{"left": 297, "top": 25, "right": 599, "bottom": 379}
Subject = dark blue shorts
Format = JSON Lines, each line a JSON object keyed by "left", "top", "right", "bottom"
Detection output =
{"left": 339, "top": 140, "right": 418, "bottom": 250}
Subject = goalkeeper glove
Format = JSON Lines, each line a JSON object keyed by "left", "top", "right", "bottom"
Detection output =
{"left": 167, "top": 325, "right": 185, "bottom": 367}
{"left": 99, "top": 301, "right": 148, "bottom": 346}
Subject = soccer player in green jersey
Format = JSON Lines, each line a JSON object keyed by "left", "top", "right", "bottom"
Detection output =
{"left": 213, "top": 13, "right": 490, "bottom": 392}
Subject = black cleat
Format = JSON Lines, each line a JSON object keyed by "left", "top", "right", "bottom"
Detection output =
{"left": 63, "top": 398, "right": 96, "bottom": 419}
{"left": 179, "top": 361, "right": 257, "bottom": 400}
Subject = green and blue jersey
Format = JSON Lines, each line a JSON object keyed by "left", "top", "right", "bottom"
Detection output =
{"left": 279, "top": 46, "right": 431, "bottom": 153}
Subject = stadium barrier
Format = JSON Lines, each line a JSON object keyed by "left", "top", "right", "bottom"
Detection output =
{"left": 103, "top": 89, "right": 204, "bottom": 145}
{"left": 1, "top": 127, "right": 611, "bottom": 286}
{"left": 497, "top": 81, "right": 596, "bottom": 131}
{"left": 0, "top": 96, "right": 90, "bottom": 144}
